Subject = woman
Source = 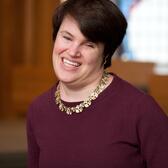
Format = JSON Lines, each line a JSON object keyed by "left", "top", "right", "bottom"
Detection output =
{"left": 27, "top": 0, "right": 168, "bottom": 167}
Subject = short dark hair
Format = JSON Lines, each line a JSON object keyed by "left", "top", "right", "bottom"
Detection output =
{"left": 52, "top": 0, "right": 127, "bottom": 69}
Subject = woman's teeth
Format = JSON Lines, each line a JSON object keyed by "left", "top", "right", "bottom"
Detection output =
{"left": 63, "top": 58, "right": 80, "bottom": 67}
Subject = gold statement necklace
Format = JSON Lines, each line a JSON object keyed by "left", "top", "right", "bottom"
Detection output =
{"left": 55, "top": 71, "right": 109, "bottom": 115}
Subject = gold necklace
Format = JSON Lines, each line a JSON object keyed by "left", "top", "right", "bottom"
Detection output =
{"left": 55, "top": 71, "right": 109, "bottom": 115}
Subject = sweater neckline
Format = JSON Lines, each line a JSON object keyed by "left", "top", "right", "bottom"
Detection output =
{"left": 52, "top": 73, "right": 121, "bottom": 108}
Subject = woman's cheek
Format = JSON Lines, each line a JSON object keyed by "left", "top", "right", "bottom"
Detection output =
{"left": 54, "top": 42, "right": 68, "bottom": 55}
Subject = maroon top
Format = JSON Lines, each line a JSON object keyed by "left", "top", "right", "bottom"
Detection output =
{"left": 27, "top": 74, "right": 168, "bottom": 168}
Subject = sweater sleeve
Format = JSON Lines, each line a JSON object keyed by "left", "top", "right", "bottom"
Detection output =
{"left": 27, "top": 104, "right": 40, "bottom": 168}
{"left": 137, "top": 96, "right": 168, "bottom": 168}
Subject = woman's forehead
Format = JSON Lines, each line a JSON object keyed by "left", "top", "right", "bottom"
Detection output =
{"left": 59, "top": 15, "right": 88, "bottom": 40}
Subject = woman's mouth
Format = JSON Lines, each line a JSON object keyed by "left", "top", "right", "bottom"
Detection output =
{"left": 63, "top": 58, "right": 81, "bottom": 67}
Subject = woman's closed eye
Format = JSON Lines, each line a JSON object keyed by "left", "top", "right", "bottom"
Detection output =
{"left": 63, "top": 35, "right": 72, "bottom": 41}
{"left": 85, "top": 42, "right": 95, "bottom": 48}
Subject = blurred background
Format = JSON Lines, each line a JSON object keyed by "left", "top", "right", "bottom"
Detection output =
{"left": 0, "top": 0, "right": 168, "bottom": 167}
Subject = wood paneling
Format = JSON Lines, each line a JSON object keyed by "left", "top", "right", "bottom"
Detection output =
{"left": 0, "top": 0, "right": 14, "bottom": 119}
{"left": 149, "top": 75, "right": 168, "bottom": 115}
{"left": 107, "top": 59, "right": 155, "bottom": 90}
{"left": 0, "top": 0, "right": 60, "bottom": 119}
{"left": 32, "top": 0, "right": 60, "bottom": 66}
{"left": 12, "top": 66, "right": 56, "bottom": 116}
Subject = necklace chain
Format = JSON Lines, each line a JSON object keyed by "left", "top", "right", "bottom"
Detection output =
{"left": 54, "top": 71, "right": 109, "bottom": 115}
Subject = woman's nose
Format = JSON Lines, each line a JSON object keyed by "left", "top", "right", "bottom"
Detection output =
{"left": 67, "top": 43, "right": 81, "bottom": 57}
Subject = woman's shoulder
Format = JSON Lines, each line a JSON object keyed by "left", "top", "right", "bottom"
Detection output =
{"left": 108, "top": 73, "right": 149, "bottom": 100}
{"left": 28, "top": 83, "right": 57, "bottom": 112}
{"left": 109, "top": 73, "right": 166, "bottom": 116}
{"left": 108, "top": 74, "right": 168, "bottom": 130}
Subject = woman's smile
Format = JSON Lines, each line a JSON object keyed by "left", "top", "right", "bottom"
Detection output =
{"left": 62, "top": 57, "right": 81, "bottom": 68}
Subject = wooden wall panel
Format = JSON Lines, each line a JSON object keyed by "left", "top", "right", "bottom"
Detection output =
{"left": 107, "top": 59, "right": 155, "bottom": 90}
{"left": 149, "top": 75, "right": 168, "bottom": 115}
{"left": 23, "top": 0, "right": 34, "bottom": 65}
{"left": 0, "top": 0, "right": 14, "bottom": 119}
{"left": 0, "top": 0, "right": 60, "bottom": 119}
{"left": 32, "top": 0, "right": 60, "bottom": 67}
{"left": 12, "top": 66, "right": 56, "bottom": 116}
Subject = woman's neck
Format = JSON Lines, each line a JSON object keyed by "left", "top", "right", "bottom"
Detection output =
{"left": 58, "top": 72, "right": 113, "bottom": 102}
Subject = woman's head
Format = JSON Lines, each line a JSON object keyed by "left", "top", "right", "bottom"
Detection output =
{"left": 52, "top": 0, "right": 127, "bottom": 69}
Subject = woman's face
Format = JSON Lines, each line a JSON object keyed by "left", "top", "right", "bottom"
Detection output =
{"left": 52, "top": 15, "right": 104, "bottom": 87}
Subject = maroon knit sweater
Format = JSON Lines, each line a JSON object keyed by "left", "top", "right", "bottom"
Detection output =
{"left": 27, "top": 74, "right": 168, "bottom": 168}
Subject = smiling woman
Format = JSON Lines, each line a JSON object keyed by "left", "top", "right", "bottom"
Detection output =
{"left": 27, "top": 0, "right": 168, "bottom": 168}
{"left": 52, "top": 15, "right": 105, "bottom": 95}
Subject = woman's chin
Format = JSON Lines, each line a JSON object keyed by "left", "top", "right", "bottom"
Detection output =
{"left": 57, "top": 73, "right": 78, "bottom": 84}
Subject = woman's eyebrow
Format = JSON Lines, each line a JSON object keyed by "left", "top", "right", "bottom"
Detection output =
{"left": 60, "top": 31, "right": 73, "bottom": 37}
